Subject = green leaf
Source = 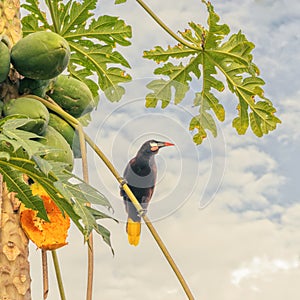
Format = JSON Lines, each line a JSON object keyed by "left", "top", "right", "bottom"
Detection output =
{"left": 232, "top": 101, "right": 249, "bottom": 135}
{"left": 21, "top": 15, "right": 44, "bottom": 33}
{"left": 145, "top": 61, "right": 196, "bottom": 108}
{"left": 144, "top": 0, "right": 280, "bottom": 144}
{"left": 0, "top": 152, "right": 10, "bottom": 160}
{"left": 59, "top": 0, "right": 96, "bottom": 35}
{"left": 115, "top": 0, "right": 127, "bottom": 4}
{"left": 54, "top": 175, "right": 112, "bottom": 209}
{"left": 189, "top": 111, "right": 217, "bottom": 145}
{"left": 203, "top": 4, "right": 230, "bottom": 49}
{"left": 51, "top": 169, "right": 115, "bottom": 251}
{"left": 21, "top": 0, "right": 50, "bottom": 31}
{"left": 68, "top": 40, "right": 131, "bottom": 102}
{"left": 144, "top": 45, "right": 196, "bottom": 63}
{"left": 66, "top": 15, "right": 132, "bottom": 47}
{"left": 249, "top": 101, "right": 281, "bottom": 137}
{"left": 0, "top": 117, "right": 44, "bottom": 158}
{"left": 0, "top": 159, "right": 48, "bottom": 220}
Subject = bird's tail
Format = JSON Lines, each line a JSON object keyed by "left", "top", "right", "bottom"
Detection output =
{"left": 126, "top": 218, "right": 141, "bottom": 246}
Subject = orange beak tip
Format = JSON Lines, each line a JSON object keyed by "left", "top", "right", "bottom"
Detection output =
{"left": 164, "top": 142, "right": 175, "bottom": 147}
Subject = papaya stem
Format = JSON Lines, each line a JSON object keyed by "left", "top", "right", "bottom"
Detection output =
{"left": 42, "top": 250, "right": 49, "bottom": 299}
{"left": 76, "top": 113, "right": 94, "bottom": 300}
{"left": 135, "top": 0, "right": 201, "bottom": 51}
{"left": 51, "top": 250, "right": 67, "bottom": 300}
{"left": 45, "top": 0, "right": 60, "bottom": 33}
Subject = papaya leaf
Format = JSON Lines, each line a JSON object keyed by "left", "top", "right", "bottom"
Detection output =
{"left": 68, "top": 40, "right": 131, "bottom": 102}
{"left": 0, "top": 117, "right": 45, "bottom": 158}
{"left": 94, "top": 223, "right": 114, "bottom": 255}
{"left": 87, "top": 206, "right": 117, "bottom": 222}
{"left": 144, "top": 45, "right": 196, "bottom": 63}
{"left": 0, "top": 159, "right": 48, "bottom": 220}
{"left": 0, "top": 152, "right": 10, "bottom": 161}
{"left": 54, "top": 172, "right": 112, "bottom": 210}
{"left": 144, "top": 0, "right": 280, "bottom": 144}
{"left": 54, "top": 179, "right": 114, "bottom": 251}
{"left": 21, "top": 15, "right": 44, "bottom": 33}
{"left": 50, "top": 168, "right": 115, "bottom": 249}
{"left": 115, "top": 0, "right": 127, "bottom": 4}
{"left": 22, "top": 0, "right": 132, "bottom": 102}
{"left": 21, "top": 0, "right": 50, "bottom": 31}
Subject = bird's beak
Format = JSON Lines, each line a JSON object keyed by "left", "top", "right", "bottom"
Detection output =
{"left": 157, "top": 141, "right": 175, "bottom": 148}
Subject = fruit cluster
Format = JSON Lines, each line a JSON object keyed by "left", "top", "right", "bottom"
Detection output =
{"left": 0, "top": 31, "right": 97, "bottom": 169}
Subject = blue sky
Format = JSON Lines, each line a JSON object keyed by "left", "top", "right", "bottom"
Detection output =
{"left": 28, "top": 0, "right": 300, "bottom": 299}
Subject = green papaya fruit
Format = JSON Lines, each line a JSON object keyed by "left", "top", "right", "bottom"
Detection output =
{"left": 47, "top": 75, "right": 95, "bottom": 118}
{"left": 48, "top": 113, "right": 81, "bottom": 158}
{"left": 0, "top": 41, "right": 10, "bottom": 82}
{"left": 3, "top": 97, "right": 49, "bottom": 135}
{"left": 11, "top": 31, "right": 70, "bottom": 80}
{"left": 39, "top": 126, "right": 74, "bottom": 171}
{"left": 19, "top": 78, "right": 50, "bottom": 98}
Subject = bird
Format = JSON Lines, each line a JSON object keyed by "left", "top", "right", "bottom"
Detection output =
{"left": 121, "top": 139, "right": 174, "bottom": 246}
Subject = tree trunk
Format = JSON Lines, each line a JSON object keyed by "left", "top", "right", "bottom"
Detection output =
{"left": 0, "top": 1, "right": 31, "bottom": 299}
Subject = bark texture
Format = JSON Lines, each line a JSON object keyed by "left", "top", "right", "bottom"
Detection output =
{"left": 0, "top": 1, "right": 31, "bottom": 299}
{"left": 0, "top": 0, "right": 22, "bottom": 45}
{"left": 0, "top": 178, "right": 31, "bottom": 300}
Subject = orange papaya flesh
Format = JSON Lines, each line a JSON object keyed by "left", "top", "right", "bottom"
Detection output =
{"left": 20, "top": 183, "right": 70, "bottom": 250}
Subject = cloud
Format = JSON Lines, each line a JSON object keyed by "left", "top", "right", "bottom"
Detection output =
{"left": 231, "top": 256, "right": 300, "bottom": 286}
{"left": 277, "top": 92, "right": 300, "bottom": 144}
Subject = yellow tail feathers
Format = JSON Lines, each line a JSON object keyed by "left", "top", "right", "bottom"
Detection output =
{"left": 126, "top": 218, "right": 141, "bottom": 246}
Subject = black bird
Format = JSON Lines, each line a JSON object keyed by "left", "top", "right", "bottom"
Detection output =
{"left": 121, "top": 140, "right": 174, "bottom": 246}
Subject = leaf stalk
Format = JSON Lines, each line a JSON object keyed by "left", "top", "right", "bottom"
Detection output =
{"left": 136, "top": 0, "right": 201, "bottom": 51}
{"left": 51, "top": 250, "right": 67, "bottom": 300}
{"left": 42, "top": 250, "right": 49, "bottom": 299}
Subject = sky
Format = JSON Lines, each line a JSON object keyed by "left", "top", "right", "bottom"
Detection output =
{"left": 27, "top": 0, "right": 300, "bottom": 299}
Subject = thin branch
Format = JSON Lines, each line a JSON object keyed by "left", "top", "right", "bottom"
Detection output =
{"left": 77, "top": 118, "right": 94, "bottom": 300}
{"left": 52, "top": 250, "right": 67, "bottom": 300}
{"left": 136, "top": 0, "right": 201, "bottom": 51}
{"left": 86, "top": 235, "right": 94, "bottom": 300}
{"left": 42, "top": 250, "right": 49, "bottom": 299}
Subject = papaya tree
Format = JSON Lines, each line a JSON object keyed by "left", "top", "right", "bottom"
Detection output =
{"left": 0, "top": 0, "right": 280, "bottom": 299}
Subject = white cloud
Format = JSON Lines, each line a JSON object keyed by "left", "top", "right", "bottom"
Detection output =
{"left": 277, "top": 93, "right": 300, "bottom": 144}
{"left": 231, "top": 256, "right": 300, "bottom": 286}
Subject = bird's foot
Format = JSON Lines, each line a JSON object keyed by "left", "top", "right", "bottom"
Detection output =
{"left": 138, "top": 209, "right": 147, "bottom": 217}
{"left": 119, "top": 177, "right": 127, "bottom": 189}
